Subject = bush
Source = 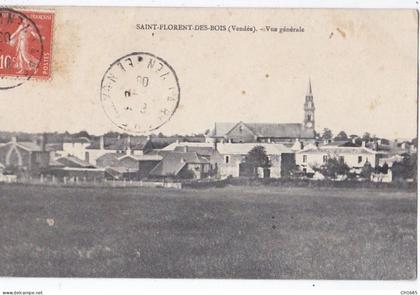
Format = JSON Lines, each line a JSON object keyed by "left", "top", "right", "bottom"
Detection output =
{"left": 317, "top": 158, "right": 350, "bottom": 179}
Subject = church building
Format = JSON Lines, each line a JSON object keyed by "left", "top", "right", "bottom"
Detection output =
{"left": 207, "top": 81, "right": 316, "bottom": 143}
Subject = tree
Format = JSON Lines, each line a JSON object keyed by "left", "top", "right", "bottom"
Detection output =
{"left": 334, "top": 131, "right": 348, "bottom": 141}
{"left": 360, "top": 161, "right": 374, "bottom": 179}
{"left": 362, "top": 132, "right": 372, "bottom": 141}
{"left": 379, "top": 162, "right": 389, "bottom": 174}
{"left": 242, "top": 146, "right": 271, "bottom": 178}
{"left": 105, "top": 131, "right": 121, "bottom": 138}
{"left": 391, "top": 153, "right": 417, "bottom": 181}
{"left": 321, "top": 128, "right": 333, "bottom": 141}
{"left": 319, "top": 157, "right": 350, "bottom": 179}
{"left": 73, "top": 130, "right": 90, "bottom": 139}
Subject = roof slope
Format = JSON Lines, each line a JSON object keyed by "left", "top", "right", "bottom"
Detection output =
{"left": 145, "top": 137, "right": 178, "bottom": 150}
{"left": 15, "top": 142, "right": 44, "bottom": 152}
{"left": 149, "top": 151, "right": 208, "bottom": 177}
{"left": 118, "top": 154, "right": 163, "bottom": 161}
{"left": 212, "top": 122, "right": 315, "bottom": 139}
{"left": 56, "top": 155, "right": 94, "bottom": 168}
{"left": 96, "top": 152, "right": 119, "bottom": 161}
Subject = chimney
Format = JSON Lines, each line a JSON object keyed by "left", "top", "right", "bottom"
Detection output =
{"left": 361, "top": 141, "right": 366, "bottom": 147}
{"left": 41, "top": 133, "right": 47, "bottom": 152}
{"left": 100, "top": 135, "right": 104, "bottom": 150}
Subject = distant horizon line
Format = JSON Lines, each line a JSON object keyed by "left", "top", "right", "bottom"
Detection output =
{"left": 0, "top": 128, "right": 415, "bottom": 142}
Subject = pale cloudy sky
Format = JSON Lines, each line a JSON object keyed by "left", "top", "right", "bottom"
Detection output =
{"left": 0, "top": 7, "right": 417, "bottom": 139}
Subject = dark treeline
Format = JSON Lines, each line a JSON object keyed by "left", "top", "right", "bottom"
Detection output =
{"left": 0, "top": 130, "right": 207, "bottom": 143}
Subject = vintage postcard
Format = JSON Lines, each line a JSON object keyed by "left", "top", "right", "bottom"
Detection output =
{"left": 0, "top": 6, "right": 417, "bottom": 281}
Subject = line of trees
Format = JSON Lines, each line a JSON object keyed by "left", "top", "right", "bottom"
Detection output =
{"left": 319, "top": 128, "right": 396, "bottom": 143}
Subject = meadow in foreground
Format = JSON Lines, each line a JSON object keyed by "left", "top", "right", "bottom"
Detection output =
{"left": 0, "top": 184, "right": 416, "bottom": 279}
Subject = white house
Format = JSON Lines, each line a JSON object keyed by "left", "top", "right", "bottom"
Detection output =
{"left": 213, "top": 143, "right": 294, "bottom": 178}
{"left": 85, "top": 136, "right": 150, "bottom": 165}
{"left": 296, "top": 145, "right": 379, "bottom": 173}
{"left": 59, "top": 137, "right": 91, "bottom": 160}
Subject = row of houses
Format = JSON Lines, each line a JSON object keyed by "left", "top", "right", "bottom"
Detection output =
{"left": 0, "top": 81, "right": 415, "bottom": 183}
{"left": 0, "top": 130, "right": 415, "bottom": 183}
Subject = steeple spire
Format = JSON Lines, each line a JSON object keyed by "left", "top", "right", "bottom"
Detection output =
{"left": 308, "top": 78, "right": 312, "bottom": 95}
{"left": 304, "top": 79, "right": 315, "bottom": 129}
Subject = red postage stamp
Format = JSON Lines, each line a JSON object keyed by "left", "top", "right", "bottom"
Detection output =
{"left": 0, "top": 8, "right": 54, "bottom": 82}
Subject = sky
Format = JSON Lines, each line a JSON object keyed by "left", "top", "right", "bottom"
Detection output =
{"left": 0, "top": 7, "right": 417, "bottom": 140}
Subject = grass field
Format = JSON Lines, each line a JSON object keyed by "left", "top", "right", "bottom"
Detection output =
{"left": 0, "top": 183, "right": 416, "bottom": 279}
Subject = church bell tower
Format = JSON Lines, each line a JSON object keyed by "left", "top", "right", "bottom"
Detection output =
{"left": 304, "top": 80, "right": 315, "bottom": 129}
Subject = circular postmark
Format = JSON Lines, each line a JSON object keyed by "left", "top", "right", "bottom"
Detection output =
{"left": 0, "top": 8, "right": 44, "bottom": 90}
{"left": 100, "top": 52, "right": 180, "bottom": 133}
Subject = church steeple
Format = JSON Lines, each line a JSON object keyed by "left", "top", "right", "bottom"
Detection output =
{"left": 304, "top": 79, "right": 315, "bottom": 129}
{"left": 308, "top": 79, "right": 312, "bottom": 95}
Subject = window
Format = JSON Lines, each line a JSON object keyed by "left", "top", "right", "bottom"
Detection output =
{"left": 225, "top": 155, "right": 230, "bottom": 164}
{"left": 302, "top": 155, "right": 307, "bottom": 163}
{"left": 323, "top": 155, "right": 328, "bottom": 163}
{"left": 358, "top": 156, "right": 363, "bottom": 163}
